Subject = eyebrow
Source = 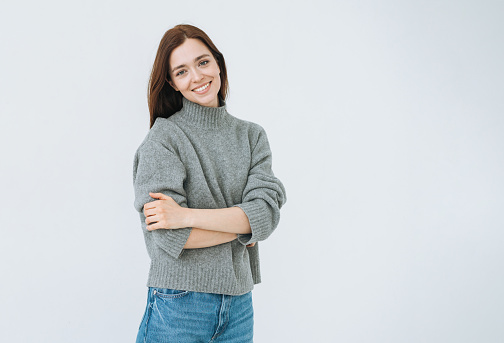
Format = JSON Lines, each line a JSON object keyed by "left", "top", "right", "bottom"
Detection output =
{"left": 171, "top": 54, "right": 211, "bottom": 73}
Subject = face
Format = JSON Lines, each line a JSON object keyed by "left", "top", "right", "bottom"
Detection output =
{"left": 168, "top": 38, "right": 221, "bottom": 108}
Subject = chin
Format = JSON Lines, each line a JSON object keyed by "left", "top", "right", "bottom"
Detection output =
{"left": 195, "top": 95, "right": 219, "bottom": 107}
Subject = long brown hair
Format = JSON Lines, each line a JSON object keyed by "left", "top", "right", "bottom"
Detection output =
{"left": 148, "top": 24, "right": 229, "bottom": 128}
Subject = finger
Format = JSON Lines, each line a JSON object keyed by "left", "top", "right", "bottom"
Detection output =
{"left": 143, "top": 201, "right": 159, "bottom": 211}
{"left": 146, "top": 222, "right": 159, "bottom": 231}
{"left": 143, "top": 208, "right": 157, "bottom": 217}
{"left": 149, "top": 192, "right": 171, "bottom": 200}
{"left": 145, "top": 215, "right": 158, "bottom": 225}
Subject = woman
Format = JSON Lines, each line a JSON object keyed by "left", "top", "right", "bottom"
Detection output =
{"left": 133, "top": 24, "right": 286, "bottom": 342}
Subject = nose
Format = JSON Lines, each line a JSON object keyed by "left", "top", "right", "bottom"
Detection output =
{"left": 191, "top": 68, "right": 203, "bottom": 83}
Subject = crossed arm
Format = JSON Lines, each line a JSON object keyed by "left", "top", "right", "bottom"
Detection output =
{"left": 143, "top": 192, "right": 254, "bottom": 249}
{"left": 134, "top": 130, "right": 285, "bottom": 255}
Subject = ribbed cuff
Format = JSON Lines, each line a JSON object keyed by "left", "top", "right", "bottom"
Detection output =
{"left": 234, "top": 200, "right": 271, "bottom": 245}
{"left": 152, "top": 227, "right": 192, "bottom": 259}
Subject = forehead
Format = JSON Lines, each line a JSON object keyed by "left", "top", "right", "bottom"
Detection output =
{"left": 169, "top": 38, "right": 213, "bottom": 66}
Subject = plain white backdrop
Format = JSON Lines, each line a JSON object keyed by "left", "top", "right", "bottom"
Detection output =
{"left": 1, "top": 0, "right": 503, "bottom": 342}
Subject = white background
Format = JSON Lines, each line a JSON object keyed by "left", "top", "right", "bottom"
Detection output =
{"left": 1, "top": 0, "right": 503, "bottom": 342}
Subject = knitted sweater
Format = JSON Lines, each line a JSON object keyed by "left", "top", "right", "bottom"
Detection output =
{"left": 133, "top": 97, "right": 286, "bottom": 295}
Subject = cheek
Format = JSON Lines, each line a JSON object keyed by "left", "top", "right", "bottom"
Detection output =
{"left": 212, "top": 67, "right": 221, "bottom": 82}
{"left": 172, "top": 79, "right": 187, "bottom": 91}
{"left": 208, "top": 63, "right": 220, "bottom": 76}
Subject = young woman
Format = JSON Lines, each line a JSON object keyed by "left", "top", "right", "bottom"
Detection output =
{"left": 133, "top": 24, "right": 286, "bottom": 342}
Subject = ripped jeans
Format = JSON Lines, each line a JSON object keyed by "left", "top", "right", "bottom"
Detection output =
{"left": 136, "top": 287, "right": 254, "bottom": 343}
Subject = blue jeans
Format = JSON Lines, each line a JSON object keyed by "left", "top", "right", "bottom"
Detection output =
{"left": 136, "top": 287, "right": 254, "bottom": 343}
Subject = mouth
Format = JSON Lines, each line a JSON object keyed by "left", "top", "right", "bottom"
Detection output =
{"left": 192, "top": 82, "right": 211, "bottom": 93}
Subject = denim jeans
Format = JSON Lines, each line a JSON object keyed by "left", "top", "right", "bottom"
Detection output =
{"left": 136, "top": 287, "right": 254, "bottom": 343}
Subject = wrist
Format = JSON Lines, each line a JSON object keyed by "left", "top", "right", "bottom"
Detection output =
{"left": 184, "top": 207, "right": 196, "bottom": 228}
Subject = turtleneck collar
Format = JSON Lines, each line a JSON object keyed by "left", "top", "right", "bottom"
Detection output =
{"left": 178, "top": 97, "right": 231, "bottom": 129}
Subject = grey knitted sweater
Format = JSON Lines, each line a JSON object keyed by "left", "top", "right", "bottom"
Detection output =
{"left": 133, "top": 97, "right": 286, "bottom": 295}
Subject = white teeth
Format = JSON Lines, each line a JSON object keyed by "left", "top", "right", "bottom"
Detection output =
{"left": 194, "top": 83, "right": 210, "bottom": 92}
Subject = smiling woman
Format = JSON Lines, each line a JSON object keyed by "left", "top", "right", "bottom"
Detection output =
{"left": 132, "top": 24, "right": 286, "bottom": 343}
{"left": 146, "top": 24, "right": 229, "bottom": 128}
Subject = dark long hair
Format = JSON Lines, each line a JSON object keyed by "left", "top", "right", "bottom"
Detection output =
{"left": 148, "top": 24, "right": 229, "bottom": 128}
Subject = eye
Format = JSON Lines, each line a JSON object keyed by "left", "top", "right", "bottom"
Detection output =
{"left": 199, "top": 60, "right": 209, "bottom": 66}
{"left": 175, "top": 70, "right": 186, "bottom": 77}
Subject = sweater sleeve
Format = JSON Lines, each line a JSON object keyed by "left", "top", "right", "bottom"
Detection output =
{"left": 133, "top": 139, "right": 192, "bottom": 259}
{"left": 234, "top": 127, "right": 287, "bottom": 245}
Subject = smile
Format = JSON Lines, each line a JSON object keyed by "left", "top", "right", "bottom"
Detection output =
{"left": 193, "top": 82, "right": 210, "bottom": 92}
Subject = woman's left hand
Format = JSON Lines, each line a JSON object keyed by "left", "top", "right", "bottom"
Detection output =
{"left": 143, "top": 192, "right": 190, "bottom": 231}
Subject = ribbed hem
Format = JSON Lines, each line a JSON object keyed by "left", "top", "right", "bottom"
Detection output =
{"left": 234, "top": 200, "right": 271, "bottom": 245}
{"left": 147, "top": 259, "right": 256, "bottom": 296}
{"left": 179, "top": 97, "right": 232, "bottom": 129}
